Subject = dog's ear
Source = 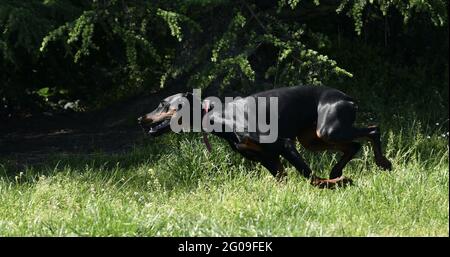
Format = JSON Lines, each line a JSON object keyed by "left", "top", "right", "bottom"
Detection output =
{"left": 183, "top": 92, "right": 193, "bottom": 101}
{"left": 183, "top": 92, "right": 201, "bottom": 105}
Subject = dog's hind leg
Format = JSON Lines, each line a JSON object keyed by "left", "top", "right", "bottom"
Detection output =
{"left": 352, "top": 126, "right": 392, "bottom": 171}
{"left": 316, "top": 101, "right": 392, "bottom": 176}
{"left": 329, "top": 142, "right": 361, "bottom": 179}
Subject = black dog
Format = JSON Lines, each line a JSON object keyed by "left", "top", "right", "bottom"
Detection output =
{"left": 138, "top": 85, "right": 392, "bottom": 188}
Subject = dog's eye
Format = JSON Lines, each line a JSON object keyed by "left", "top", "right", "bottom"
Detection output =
{"left": 177, "top": 103, "right": 183, "bottom": 109}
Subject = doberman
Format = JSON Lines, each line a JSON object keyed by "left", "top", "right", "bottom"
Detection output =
{"left": 138, "top": 85, "right": 392, "bottom": 188}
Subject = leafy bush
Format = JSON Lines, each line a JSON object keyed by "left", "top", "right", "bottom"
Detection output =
{"left": 0, "top": 0, "right": 447, "bottom": 117}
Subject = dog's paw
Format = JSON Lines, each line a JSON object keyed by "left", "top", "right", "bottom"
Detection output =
{"left": 275, "top": 171, "right": 288, "bottom": 183}
{"left": 311, "top": 176, "right": 353, "bottom": 189}
{"left": 376, "top": 157, "right": 392, "bottom": 171}
{"left": 336, "top": 176, "right": 354, "bottom": 187}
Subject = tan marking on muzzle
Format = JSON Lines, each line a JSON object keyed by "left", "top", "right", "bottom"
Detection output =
{"left": 315, "top": 129, "right": 322, "bottom": 139}
{"left": 148, "top": 108, "right": 177, "bottom": 124}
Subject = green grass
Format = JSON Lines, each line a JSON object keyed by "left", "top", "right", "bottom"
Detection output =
{"left": 0, "top": 120, "right": 448, "bottom": 236}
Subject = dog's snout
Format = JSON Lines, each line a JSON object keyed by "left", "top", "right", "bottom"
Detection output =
{"left": 138, "top": 115, "right": 153, "bottom": 125}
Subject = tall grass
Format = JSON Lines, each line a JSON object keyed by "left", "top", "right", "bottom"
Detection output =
{"left": 0, "top": 119, "right": 448, "bottom": 236}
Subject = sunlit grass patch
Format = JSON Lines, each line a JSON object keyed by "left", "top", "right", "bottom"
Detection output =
{"left": 0, "top": 121, "right": 448, "bottom": 236}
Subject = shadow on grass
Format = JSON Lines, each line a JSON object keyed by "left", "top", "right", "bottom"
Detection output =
{"left": 0, "top": 133, "right": 262, "bottom": 193}
{"left": 0, "top": 115, "right": 448, "bottom": 193}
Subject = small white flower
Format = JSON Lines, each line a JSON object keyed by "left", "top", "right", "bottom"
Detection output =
{"left": 426, "top": 136, "right": 431, "bottom": 139}
{"left": 436, "top": 122, "right": 440, "bottom": 126}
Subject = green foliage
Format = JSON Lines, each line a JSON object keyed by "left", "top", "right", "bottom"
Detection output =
{"left": 0, "top": 0, "right": 448, "bottom": 115}
{"left": 336, "top": 0, "right": 448, "bottom": 34}
{"left": 0, "top": 119, "right": 448, "bottom": 236}
{"left": 0, "top": 0, "right": 84, "bottom": 113}
{"left": 0, "top": 0, "right": 80, "bottom": 64}
{"left": 40, "top": 10, "right": 98, "bottom": 63}
{"left": 157, "top": 9, "right": 184, "bottom": 42}
{"left": 39, "top": 2, "right": 168, "bottom": 98}
{"left": 258, "top": 32, "right": 352, "bottom": 87}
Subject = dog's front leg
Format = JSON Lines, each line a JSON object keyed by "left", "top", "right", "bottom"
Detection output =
{"left": 259, "top": 155, "right": 286, "bottom": 181}
{"left": 275, "top": 138, "right": 313, "bottom": 179}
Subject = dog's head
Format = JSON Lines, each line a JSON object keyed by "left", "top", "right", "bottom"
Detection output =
{"left": 138, "top": 92, "right": 199, "bottom": 137}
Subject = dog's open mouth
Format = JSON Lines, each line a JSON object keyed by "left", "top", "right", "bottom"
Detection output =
{"left": 141, "top": 119, "right": 171, "bottom": 136}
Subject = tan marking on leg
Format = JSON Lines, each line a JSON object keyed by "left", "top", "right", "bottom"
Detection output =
{"left": 236, "top": 137, "right": 263, "bottom": 152}
{"left": 297, "top": 127, "right": 330, "bottom": 152}
{"left": 311, "top": 175, "right": 353, "bottom": 189}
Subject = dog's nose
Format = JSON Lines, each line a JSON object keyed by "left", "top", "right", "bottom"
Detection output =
{"left": 138, "top": 116, "right": 153, "bottom": 125}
